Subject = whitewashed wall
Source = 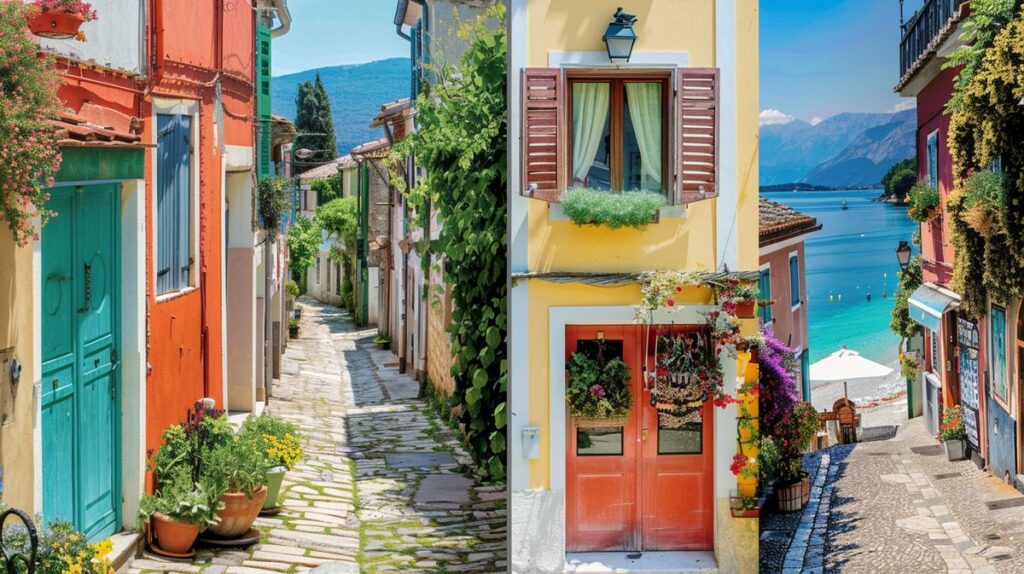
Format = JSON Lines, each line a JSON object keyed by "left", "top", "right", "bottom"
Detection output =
{"left": 34, "top": 0, "right": 145, "bottom": 74}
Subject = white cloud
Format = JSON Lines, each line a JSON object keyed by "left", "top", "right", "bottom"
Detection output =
{"left": 759, "top": 109, "right": 796, "bottom": 126}
{"left": 889, "top": 100, "right": 916, "bottom": 113}
{"left": 810, "top": 117, "right": 824, "bottom": 126}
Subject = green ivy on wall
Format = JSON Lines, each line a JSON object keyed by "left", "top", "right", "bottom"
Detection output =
{"left": 391, "top": 5, "right": 508, "bottom": 481}
{"left": 947, "top": 2, "right": 1024, "bottom": 318}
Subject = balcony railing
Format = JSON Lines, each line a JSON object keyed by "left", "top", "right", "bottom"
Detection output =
{"left": 899, "top": 0, "right": 964, "bottom": 80}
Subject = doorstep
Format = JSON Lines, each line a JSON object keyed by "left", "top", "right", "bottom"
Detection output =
{"left": 109, "top": 530, "right": 143, "bottom": 572}
{"left": 565, "top": 551, "right": 718, "bottom": 573}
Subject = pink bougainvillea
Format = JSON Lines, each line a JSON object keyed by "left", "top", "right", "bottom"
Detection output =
{"left": 1, "top": 1, "right": 63, "bottom": 245}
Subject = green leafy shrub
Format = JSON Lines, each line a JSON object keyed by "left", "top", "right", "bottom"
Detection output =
{"left": 285, "top": 280, "right": 300, "bottom": 299}
{"left": 203, "top": 434, "right": 272, "bottom": 498}
{"left": 906, "top": 183, "right": 941, "bottom": 222}
{"left": 959, "top": 169, "right": 1008, "bottom": 237}
{"left": 758, "top": 436, "right": 783, "bottom": 486}
{"left": 257, "top": 177, "right": 293, "bottom": 237}
{"left": 561, "top": 188, "right": 666, "bottom": 230}
{"left": 565, "top": 352, "right": 632, "bottom": 419}
{"left": 139, "top": 466, "right": 222, "bottom": 528}
{"left": 373, "top": 332, "right": 391, "bottom": 345}
{"left": 890, "top": 255, "right": 923, "bottom": 339}
{"left": 240, "top": 414, "right": 304, "bottom": 470}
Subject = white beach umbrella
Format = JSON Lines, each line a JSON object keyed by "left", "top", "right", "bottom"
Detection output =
{"left": 810, "top": 346, "right": 894, "bottom": 384}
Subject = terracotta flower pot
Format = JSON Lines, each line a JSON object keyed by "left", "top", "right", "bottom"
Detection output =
{"left": 734, "top": 300, "right": 757, "bottom": 318}
{"left": 29, "top": 11, "right": 85, "bottom": 39}
{"left": 207, "top": 486, "right": 267, "bottom": 538}
{"left": 263, "top": 467, "right": 287, "bottom": 510}
{"left": 152, "top": 513, "right": 200, "bottom": 555}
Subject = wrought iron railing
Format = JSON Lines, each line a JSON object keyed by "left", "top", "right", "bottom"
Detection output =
{"left": 0, "top": 508, "right": 38, "bottom": 574}
{"left": 900, "top": 0, "right": 964, "bottom": 79}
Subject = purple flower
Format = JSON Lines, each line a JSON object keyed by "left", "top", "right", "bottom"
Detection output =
{"left": 589, "top": 384, "right": 606, "bottom": 398}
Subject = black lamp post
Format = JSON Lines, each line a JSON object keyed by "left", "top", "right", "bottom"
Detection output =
{"left": 604, "top": 7, "right": 638, "bottom": 64}
{"left": 896, "top": 240, "right": 912, "bottom": 272}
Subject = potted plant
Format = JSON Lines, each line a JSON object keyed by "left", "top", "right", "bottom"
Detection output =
{"left": 374, "top": 332, "right": 391, "bottom": 349}
{"left": 940, "top": 405, "right": 968, "bottom": 461}
{"left": 288, "top": 318, "right": 300, "bottom": 338}
{"left": 139, "top": 467, "right": 222, "bottom": 555}
{"left": 565, "top": 344, "right": 633, "bottom": 427}
{"left": 241, "top": 413, "right": 304, "bottom": 510}
{"left": 716, "top": 281, "right": 759, "bottom": 319}
{"left": 729, "top": 493, "right": 760, "bottom": 519}
{"left": 907, "top": 182, "right": 941, "bottom": 223}
{"left": 28, "top": 0, "right": 97, "bottom": 40}
{"left": 202, "top": 434, "right": 271, "bottom": 538}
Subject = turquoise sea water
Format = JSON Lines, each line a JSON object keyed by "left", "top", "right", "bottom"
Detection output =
{"left": 762, "top": 190, "right": 918, "bottom": 366}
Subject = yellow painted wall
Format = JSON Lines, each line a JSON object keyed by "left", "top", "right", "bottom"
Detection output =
{"left": 736, "top": 0, "right": 759, "bottom": 271}
{"left": 0, "top": 228, "right": 36, "bottom": 512}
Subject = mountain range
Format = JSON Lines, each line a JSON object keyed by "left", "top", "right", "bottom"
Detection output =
{"left": 760, "top": 109, "right": 916, "bottom": 188}
{"left": 273, "top": 58, "right": 913, "bottom": 188}
{"left": 272, "top": 58, "right": 411, "bottom": 156}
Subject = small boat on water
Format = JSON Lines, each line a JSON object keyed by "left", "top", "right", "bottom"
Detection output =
{"left": 841, "top": 200, "right": 848, "bottom": 210}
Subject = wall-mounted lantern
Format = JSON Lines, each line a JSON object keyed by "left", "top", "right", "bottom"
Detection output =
{"left": 603, "top": 7, "right": 638, "bottom": 64}
{"left": 896, "top": 240, "right": 912, "bottom": 272}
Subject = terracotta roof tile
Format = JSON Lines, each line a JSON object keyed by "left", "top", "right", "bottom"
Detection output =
{"left": 297, "top": 155, "right": 357, "bottom": 180}
{"left": 350, "top": 138, "right": 391, "bottom": 160}
{"left": 759, "top": 197, "right": 821, "bottom": 246}
{"left": 51, "top": 107, "right": 144, "bottom": 148}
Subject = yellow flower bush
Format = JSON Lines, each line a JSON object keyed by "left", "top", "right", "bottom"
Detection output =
{"left": 266, "top": 433, "right": 304, "bottom": 470}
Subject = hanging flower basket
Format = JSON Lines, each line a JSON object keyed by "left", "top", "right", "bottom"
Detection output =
{"left": 734, "top": 300, "right": 757, "bottom": 318}
{"left": 28, "top": 1, "right": 97, "bottom": 40}
{"left": 29, "top": 10, "right": 84, "bottom": 38}
{"left": 566, "top": 343, "right": 633, "bottom": 424}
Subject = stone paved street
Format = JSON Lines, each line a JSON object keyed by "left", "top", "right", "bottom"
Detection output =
{"left": 762, "top": 398, "right": 1024, "bottom": 574}
{"left": 126, "top": 299, "right": 506, "bottom": 573}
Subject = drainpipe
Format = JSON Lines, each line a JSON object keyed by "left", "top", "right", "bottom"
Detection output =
{"left": 269, "top": 0, "right": 291, "bottom": 38}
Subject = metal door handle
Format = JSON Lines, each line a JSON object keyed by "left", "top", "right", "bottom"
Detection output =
{"left": 78, "top": 263, "right": 92, "bottom": 313}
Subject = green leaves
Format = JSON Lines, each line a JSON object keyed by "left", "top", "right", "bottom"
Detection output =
{"left": 286, "top": 214, "right": 322, "bottom": 273}
{"left": 394, "top": 5, "right": 508, "bottom": 482}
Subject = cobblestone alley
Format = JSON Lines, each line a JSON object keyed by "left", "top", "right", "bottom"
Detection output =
{"left": 126, "top": 299, "right": 507, "bottom": 573}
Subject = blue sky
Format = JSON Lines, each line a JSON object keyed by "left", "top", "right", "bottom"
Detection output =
{"left": 272, "top": 1, "right": 408, "bottom": 76}
{"left": 761, "top": 0, "right": 915, "bottom": 126}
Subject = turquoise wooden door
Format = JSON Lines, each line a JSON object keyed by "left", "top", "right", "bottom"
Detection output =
{"left": 41, "top": 184, "right": 121, "bottom": 541}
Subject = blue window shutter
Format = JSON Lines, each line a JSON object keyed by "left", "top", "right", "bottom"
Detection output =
{"left": 177, "top": 115, "right": 193, "bottom": 290}
{"left": 759, "top": 268, "right": 772, "bottom": 323}
{"left": 156, "top": 114, "right": 176, "bottom": 294}
{"left": 790, "top": 255, "right": 800, "bottom": 306}
{"left": 801, "top": 349, "right": 811, "bottom": 400}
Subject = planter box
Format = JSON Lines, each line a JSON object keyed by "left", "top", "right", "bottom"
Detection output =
{"left": 944, "top": 438, "right": 967, "bottom": 461}
{"left": 30, "top": 11, "right": 85, "bottom": 39}
{"left": 729, "top": 496, "right": 759, "bottom": 518}
{"left": 735, "top": 300, "right": 757, "bottom": 318}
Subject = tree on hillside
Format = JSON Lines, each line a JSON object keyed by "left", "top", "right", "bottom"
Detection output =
{"left": 293, "top": 73, "right": 337, "bottom": 173}
{"left": 881, "top": 158, "right": 917, "bottom": 203}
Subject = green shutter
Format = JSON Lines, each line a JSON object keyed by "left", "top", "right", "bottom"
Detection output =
{"left": 257, "top": 24, "right": 272, "bottom": 177}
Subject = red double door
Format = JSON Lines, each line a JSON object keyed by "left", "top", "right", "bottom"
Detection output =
{"left": 566, "top": 325, "right": 714, "bottom": 552}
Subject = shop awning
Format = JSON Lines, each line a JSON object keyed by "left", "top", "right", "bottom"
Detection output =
{"left": 908, "top": 284, "right": 958, "bottom": 332}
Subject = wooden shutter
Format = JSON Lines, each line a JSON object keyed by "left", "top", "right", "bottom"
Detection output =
{"left": 156, "top": 114, "right": 176, "bottom": 294}
{"left": 521, "top": 68, "right": 564, "bottom": 202}
{"left": 676, "top": 68, "right": 719, "bottom": 204}
{"left": 177, "top": 115, "right": 193, "bottom": 290}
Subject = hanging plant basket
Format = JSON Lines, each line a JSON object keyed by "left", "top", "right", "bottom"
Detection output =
{"left": 734, "top": 300, "right": 756, "bottom": 318}
{"left": 29, "top": 10, "right": 84, "bottom": 38}
{"left": 573, "top": 414, "right": 629, "bottom": 428}
{"left": 566, "top": 342, "right": 633, "bottom": 423}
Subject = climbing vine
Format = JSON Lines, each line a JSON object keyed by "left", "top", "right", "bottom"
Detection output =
{"left": 389, "top": 5, "right": 508, "bottom": 480}
{"left": 890, "top": 255, "right": 923, "bottom": 339}
{"left": 947, "top": 2, "right": 1024, "bottom": 317}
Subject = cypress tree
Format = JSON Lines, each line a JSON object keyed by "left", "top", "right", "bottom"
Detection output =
{"left": 293, "top": 73, "right": 338, "bottom": 173}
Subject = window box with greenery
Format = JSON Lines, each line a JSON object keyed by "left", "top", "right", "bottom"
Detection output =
{"left": 906, "top": 182, "right": 941, "bottom": 223}
{"left": 940, "top": 405, "right": 967, "bottom": 461}
{"left": 240, "top": 414, "right": 304, "bottom": 510}
{"left": 28, "top": 0, "right": 97, "bottom": 40}
{"left": 566, "top": 344, "right": 633, "bottom": 427}
{"left": 560, "top": 187, "right": 666, "bottom": 230}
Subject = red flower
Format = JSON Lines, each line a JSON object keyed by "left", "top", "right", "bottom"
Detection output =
{"left": 666, "top": 299, "right": 676, "bottom": 307}
{"left": 730, "top": 453, "right": 746, "bottom": 476}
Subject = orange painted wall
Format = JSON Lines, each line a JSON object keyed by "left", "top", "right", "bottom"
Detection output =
{"left": 759, "top": 242, "right": 810, "bottom": 354}
{"left": 143, "top": 0, "right": 255, "bottom": 452}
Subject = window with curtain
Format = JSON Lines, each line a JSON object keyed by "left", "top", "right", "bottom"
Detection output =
{"left": 570, "top": 79, "right": 665, "bottom": 194}
{"left": 992, "top": 306, "right": 1007, "bottom": 401}
{"left": 789, "top": 254, "right": 800, "bottom": 307}
{"left": 758, "top": 268, "right": 773, "bottom": 324}
{"left": 156, "top": 113, "right": 193, "bottom": 296}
